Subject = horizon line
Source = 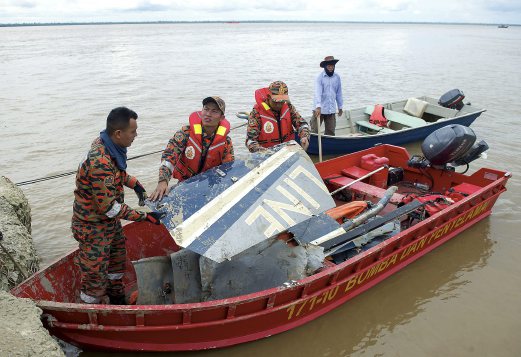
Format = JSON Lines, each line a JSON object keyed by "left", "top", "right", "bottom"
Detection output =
{"left": 0, "top": 20, "right": 518, "bottom": 28}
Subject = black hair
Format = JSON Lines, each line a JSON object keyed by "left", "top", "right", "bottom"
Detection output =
{"left": 106, "top": 107, "right": 138, "bottom": 135}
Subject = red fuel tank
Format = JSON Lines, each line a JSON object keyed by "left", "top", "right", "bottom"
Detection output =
{"left": 360, "top": 154, "right": 389, "bottom": 188}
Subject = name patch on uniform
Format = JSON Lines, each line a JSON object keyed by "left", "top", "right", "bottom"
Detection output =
{"left": 104, "top": 175, "right": 115, "bottom": 186}
{"left": 185, "top": 145, "right": 196, "bottom": 160}
{"left": 264, "top": 121, "right": 274, "bottom": 134}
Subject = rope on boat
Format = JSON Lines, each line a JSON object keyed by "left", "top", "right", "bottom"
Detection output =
{"left": 15, "top": 122, "right": 248, "bottom": 186}
{"left": 15, "top": 150, "right": 163, "bottom": 186}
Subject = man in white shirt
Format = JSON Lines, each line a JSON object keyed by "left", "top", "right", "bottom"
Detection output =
{"left": 312, "top": 56, "right": 344, "bottom": 136}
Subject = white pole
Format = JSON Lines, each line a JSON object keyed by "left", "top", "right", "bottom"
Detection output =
{"left": 330, "top": 166, "right": 388, "bottom": 196}
{"left": 316, "top": 114, "right": 323, "bottom": 163}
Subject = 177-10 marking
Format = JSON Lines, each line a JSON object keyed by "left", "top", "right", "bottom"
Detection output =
{"left": 286, "top": 286, "right": 339, "bottom": 320}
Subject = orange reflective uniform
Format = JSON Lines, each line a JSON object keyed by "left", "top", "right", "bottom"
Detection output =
{"left": 246, "top": 88, "right": 310, "bottom": 152}
{"left": 72, "top": 136, "right": 146, "bottom": 302}
{"left": 172, "top": 111, "right": 231, "bottom": 181}
{"left": 254, "top": 89, "right": 295, "bottom": 148}
{"left": 159, "top": 112, "right": 234, "bottom": 183}
{"left": 73, "top": 137, "right": 146, "bottom": 223}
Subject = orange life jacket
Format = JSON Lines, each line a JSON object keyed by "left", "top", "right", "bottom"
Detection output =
{"left": 254, "top": 88, "right": 295, "bottom": 148}
{"left": 369, "top": 104, "right": 388, "bottom": 127}
{"left": 172, "top": 111, "right": 230, "bottom": 181}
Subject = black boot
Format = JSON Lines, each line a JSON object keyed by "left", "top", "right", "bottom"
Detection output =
{"left": 108, "top": 294, "right": 127, "bottom": 305}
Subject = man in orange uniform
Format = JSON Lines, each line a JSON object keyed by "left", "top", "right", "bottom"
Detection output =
{"left": 245, "top": 81, "right": 310, "bottom": 152}
{"left": 72, "top": 107, "right": 164, "bottom": 305}
{"left": 149, "top": 97, "right": 234, "bottom": 201}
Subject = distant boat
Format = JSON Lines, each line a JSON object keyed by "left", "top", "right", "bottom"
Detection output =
{"left": 226, "top": 21, "right": 240, "bottom": 24}
{"left": 498, "top": 24, "right": 509, "bottom": 28}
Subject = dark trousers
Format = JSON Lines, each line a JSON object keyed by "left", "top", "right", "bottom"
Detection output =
{"left": 311, "top": 113, "right": 336, "bottom": 136}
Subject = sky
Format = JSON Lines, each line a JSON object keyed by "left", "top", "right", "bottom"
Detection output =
{"left": 1, "top": 0, "right": 520, "bottom": 25}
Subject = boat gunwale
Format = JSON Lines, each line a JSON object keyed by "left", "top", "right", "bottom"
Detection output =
{"left": 309, "top": 107, "right": 486, "bottom": 139}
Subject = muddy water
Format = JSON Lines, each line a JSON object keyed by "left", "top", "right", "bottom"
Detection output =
{"left": 1, "top": 23, "right": 520, "bottom": 356}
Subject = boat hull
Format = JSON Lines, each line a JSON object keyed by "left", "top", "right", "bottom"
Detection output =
{"left": 307, "top": 108, "right": 482, "bottom": 156}
{"left": 11, "top": 145, "right": 509, "bottom": 352}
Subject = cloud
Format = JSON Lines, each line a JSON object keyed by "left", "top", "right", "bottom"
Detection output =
{"left": 376, "top": 0, "right": 411, "bottom": 12}
{"left": 124, "top": 1, "right": 170, "bottom": 12}
{"left": 15, "top": 1, "right": 36, "bottom": 8}
{"left": 485, "top": 0, "right": 521, "bottom": 12}
{"left": 250, "top": 1, "right": 309, "bottom": 12}
{"left": 0, "top": 0, "right": 521, "bottom": 24}
{"left": 1, "top": 0, "right": 37, "bottom": 9}
{"left": 164, "top": 0, "right": 309, "bottom": 13}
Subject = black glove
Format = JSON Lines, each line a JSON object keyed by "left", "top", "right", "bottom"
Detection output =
{"left": 134, "top": 182, "right": 147, "bottom": 206}
{"left": 146, "top": 211, "right": 166, "bottom": 225}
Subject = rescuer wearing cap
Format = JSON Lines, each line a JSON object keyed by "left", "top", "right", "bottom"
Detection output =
{"left": 72, "top": 107, "right": 165, "bottom": 305}
{"left": 149, "top": 97, "right": 234, "bottom": 201}
{"left": 245, "top": 81, "right": 310, "bottom": 152}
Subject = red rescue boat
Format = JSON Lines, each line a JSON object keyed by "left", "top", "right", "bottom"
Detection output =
{"left": 11, "top": 143, "right": 510, "bottom": 352}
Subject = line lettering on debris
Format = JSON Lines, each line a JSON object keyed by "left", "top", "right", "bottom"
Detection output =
{"left": 245, "top": 165, "right": 327, "bottom": 237}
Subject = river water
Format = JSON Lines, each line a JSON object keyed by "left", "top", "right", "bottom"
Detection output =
{"left": 1, "top": 23, "right": 520, "bottom": 356}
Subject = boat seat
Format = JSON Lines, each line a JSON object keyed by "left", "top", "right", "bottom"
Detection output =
{"left": 341, "top": 166, "right": 370, "bottom": 179}
{"left": 424, "top": 103, "right": 458, "bottom": 118}
{"left": 365, "top": 106, "right": 426, "bottom": 128}
{"left": 403, "top": 98, "right": 428, "bottom": 117}
{"left": 324, "top": 175, "right": 404, "bottom": 205}
{"left": 356, "top": 120, "right": 394, "bottom": 133}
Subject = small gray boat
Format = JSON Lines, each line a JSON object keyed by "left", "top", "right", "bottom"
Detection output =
{"left": 308, "top": 90, "right": 485, "bottom": 156}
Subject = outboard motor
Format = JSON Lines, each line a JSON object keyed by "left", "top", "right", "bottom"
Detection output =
{"left": 438, "top": 89, "right": 465, "bottom": 110}
{"left": 422, "top": 124, "right": 476, "bottom": 165}
{"left": 408, "top": 124, "right": 488, "bottom": 170}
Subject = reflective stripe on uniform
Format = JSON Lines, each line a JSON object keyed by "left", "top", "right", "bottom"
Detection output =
{"left": 246, "top": 138, "right": 258, "bottom": 147}
{"left": 80, "top": 291, "right": 101, "bottom": 304}
{"left": 108, "top": 272, "right": 124, "bottom": 280}
{"left": 260, "top": 114, "right": 277, "bottom": 123}
{"left": 216, "top": 125, "right": 226, "bottom": 136}
{"left": 106, "top": 201, "right": 122, "bottom": 218}
{"left": 209, "top": 141, "right": 226, "bottom": 151}
{"left": 188, "top": 136, "right": 203, "bottom": 153}
{"left": 161, "top": 160, "right": 175, "bottom": 171}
